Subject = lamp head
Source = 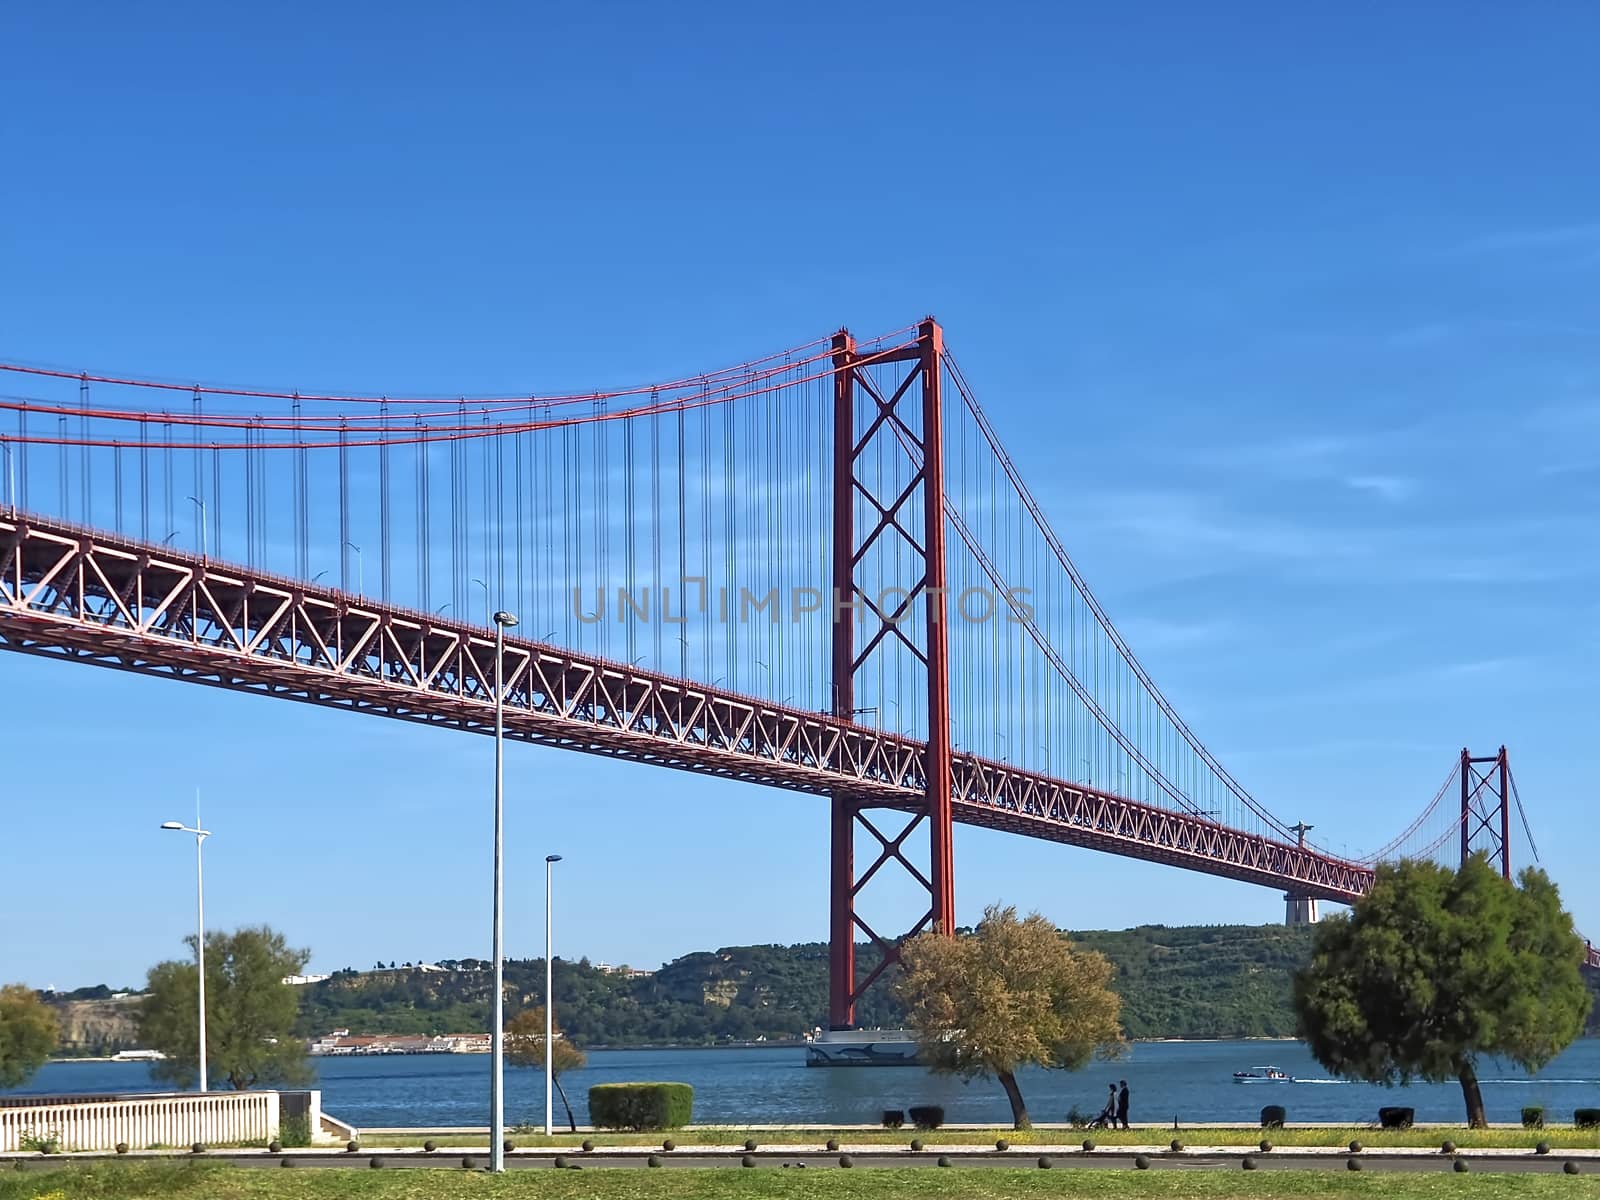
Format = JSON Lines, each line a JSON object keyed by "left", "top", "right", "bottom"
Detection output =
{"left": 546, "top": 854, "right": 563, "bottom": 863}
{"left": 160, "top": 821, "right": 184, "bottom": 830}
{"left": 493, "top": 610, "right": 519, "bottom": 628}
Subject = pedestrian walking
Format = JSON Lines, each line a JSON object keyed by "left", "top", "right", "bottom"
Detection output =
{"left": 1117, "top": 1080, "right": 1130, "bottom": 1129}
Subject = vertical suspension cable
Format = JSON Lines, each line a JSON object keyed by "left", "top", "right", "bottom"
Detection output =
{"left": 212, "top": 442, "right": 222, "bottom": 561}
{"left": 677, "top": 404, "right": 687, "bottom": 678}
{"left": 339, "top": 420, "right": 350, "bottom": 591}
{"left": 380, "top": 400, "right": 391, "bottom": 602}
{"left": 139, "top": 418, "right": 149, "bottom": 541}
{"left": 79, "top": 376, "right": 90, "bottom": 522}
{"left": 294, "top": 394, "right": 308, "bottom": 580}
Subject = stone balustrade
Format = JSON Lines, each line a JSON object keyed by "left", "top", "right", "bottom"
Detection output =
{"left": 0, "top": 1090, "right": 289, "bottom": 1152}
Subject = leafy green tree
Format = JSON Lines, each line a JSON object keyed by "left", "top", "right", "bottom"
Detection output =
{"left": 1294, "top": 857, "right": 1591, "bottom": 1128}
{"left": 896, "top": 904, "right": 1125, "bottom": 1129}
{"left": 506, "top": 1006, "right": 586, "bottom": 1130}
{"left": 0, "top": 984, "right": 59, "bottom": 1088}
{"left": 139, "top": 926, "right": 312, "bottom": 1091}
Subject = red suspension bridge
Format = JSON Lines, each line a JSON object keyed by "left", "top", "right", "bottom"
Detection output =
{"left": 0, "top": 318, "right": 1591, "bottom": 1026}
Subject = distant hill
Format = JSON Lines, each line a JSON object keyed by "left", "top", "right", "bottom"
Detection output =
{"left": 48, "top": 925, "right": 1600, "bottom": 1052}
{"left": 45, "top": 995, "right": 143, "bottom": 1056}
{"left": 1068, "top": 924, "right": 1316, "bottom": 1038}
{"left": 292, "top": 924, "right": 1324, "bottom": 1044}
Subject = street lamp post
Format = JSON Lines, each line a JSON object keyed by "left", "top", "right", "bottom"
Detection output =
{"left": 160, "top": 815, "right": 211, "bottom": 1092}
{"left": 344, "top": 541, "right": 363, "bottom": 595}
{"left": 490, "top": 609, "right": 518, "bottom": 1172}
{"left": 1, "top": 437, "right": 14, "bottom": 515}
{"left": 544, "top": 853, "right": 562, "bottom": 1136}
{"left": 187, "top": 495, "right": 207, "bottom": 559}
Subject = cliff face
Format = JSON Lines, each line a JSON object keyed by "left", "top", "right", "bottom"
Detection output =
{"left": 49, "top": 996, "right": 142, "bottom": 1055}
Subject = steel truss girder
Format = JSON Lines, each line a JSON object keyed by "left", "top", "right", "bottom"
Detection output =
{"left": 0, "top": 511, "right": 1374, "bottom": 901}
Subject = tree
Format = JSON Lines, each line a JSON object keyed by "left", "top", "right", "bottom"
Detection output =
{"left": 1294, "top": 857, "right": 1591, "bottom": 1128}
{"left": 506, "top": 1006, "right": 586, "bottom": 1131}
{"left": 0, "top": 984, "right": 59, "bottom": 1089}
{"left": 138, "top": 925, "right": 313, "bottom": 1091}
{"left": 896, "top": 904, "right": 1125, "bottom": 1129}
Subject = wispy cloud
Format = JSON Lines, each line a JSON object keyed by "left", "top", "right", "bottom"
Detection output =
{"left": 1343, "top": 474, "right": 1417, "bottom": 502}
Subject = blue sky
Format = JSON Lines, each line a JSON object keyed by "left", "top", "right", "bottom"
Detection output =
{"left": 2, "top": 2, "right": 1598, "bottom": 990}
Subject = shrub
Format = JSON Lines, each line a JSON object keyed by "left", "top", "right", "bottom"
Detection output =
{"left": 1576, "top": 1109, "right": 1600, "bottom": 1129}
{"left": 1067, "top": 1105, "right": 1088, "bottom": 1129}
{"left": 1522, "top": 1106, "right": 1545, "bottom": 1129}
{"left": 882, "top": 1109, "right": 904, "bottom": 1129}
{"left": 588, "top": 1083, "right": 693, "bottom": 1131}
{"left": 909, "top": 1105, "right": 944, "bottom": 1130}
{"left": 1378, "top": 1106, "right": 1414, "bottom": 1129}
{"left": 18, "top": 1129, "right": 61, "bottom": 1154}
{"left": 280, "top": 1113, "right": 311, "bottom": 1148}
{"left": 1260, "top": 1105, "right": 1286, "bottom": 1129}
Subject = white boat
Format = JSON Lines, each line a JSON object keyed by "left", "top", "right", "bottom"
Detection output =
{"left": 111, "top": 1049, "right": 166, "bottom": 1062}
{"left": 804, "top": 1028, "right": 921, "bottom": 1068}
{"left": 1232, "top": 1065, "right": 1292, "bottom": 1084}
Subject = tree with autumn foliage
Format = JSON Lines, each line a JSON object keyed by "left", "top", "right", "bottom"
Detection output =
{"left": 896, "top": 904, "right": 1125, "bottom": 1129}
{"left": 506, "top": 1006, "right": 587, "bottom": 1131}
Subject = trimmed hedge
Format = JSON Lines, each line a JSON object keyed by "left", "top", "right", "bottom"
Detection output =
{"left": 1575, "top": 1109, "right": 1600, "bottom": 1130}
{"left": 1260, "top": 1105, "right": 1286, "bottom": 1129}
{"left": 1378, "top": 1106, "right": 1414, "bottom": 1130}
{"left": 909, "top": 1105, "right": 945, "bottom": 1130}
{"left": 1523, "top": 1106, "right": 1545, "bottom": 1129}
{"left": 588, "top": 1082, "right": 693, "bottom": 1131}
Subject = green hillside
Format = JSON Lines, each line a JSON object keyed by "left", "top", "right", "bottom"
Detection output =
{"left": 58, "top": 923, "right": 1600, "bottom": 1052}
{"left": 1069, "top": 924, "right": 1316, "bottom": 1038}
{"left": 296, "top": 923, "right": 1324, "bottom": 1044}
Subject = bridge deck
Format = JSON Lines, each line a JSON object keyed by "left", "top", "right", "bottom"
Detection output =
{"left": 0, "top": 511, "right": 1372, "bottom": 902}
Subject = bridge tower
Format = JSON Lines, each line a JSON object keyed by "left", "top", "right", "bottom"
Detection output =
{"left": 1283, "top": 821, "right": 1319, "bottom": 925}
{"left": 1461, "top": 746, "right": 1512, "bottom": 879}
{"left": 828, "top": 318, "right": 954, "bottom": 1030}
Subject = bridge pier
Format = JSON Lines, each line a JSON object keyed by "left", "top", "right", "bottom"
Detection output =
{"left": 1283, "top": 894, "right": 1319, "bottom": 925}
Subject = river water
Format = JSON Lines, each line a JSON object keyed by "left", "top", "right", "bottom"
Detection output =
{"left": 12, "top": 1040, "right": 1600, "bottom": 1129}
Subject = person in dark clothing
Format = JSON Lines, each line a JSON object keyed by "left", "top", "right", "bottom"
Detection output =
{"left": 1116, "top": 1080, "right": 1130, "bottom": 1129}
{"left": 1099, "top": 1083, "right": 1117, "bottom": 1125}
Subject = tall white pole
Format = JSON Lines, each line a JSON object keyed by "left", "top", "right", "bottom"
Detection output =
{"left": 545, "top": 857, "right": 554, "bottom": 1137}
{"left": 195, "top": 816, "right": 207, "bottom": 1094}
{"left": 490, "top": 611, "right": 516, "bottom": 1171}
{"left": 162, "top": 809, "right": 209, "bottom": 1093}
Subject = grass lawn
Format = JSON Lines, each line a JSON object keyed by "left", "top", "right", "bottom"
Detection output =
{"left": 369, "top": 1127, "right": 1600, "bottom": 1151}
{"left": 3, "top": 1164, "right": 1599, "bottom": 1200}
